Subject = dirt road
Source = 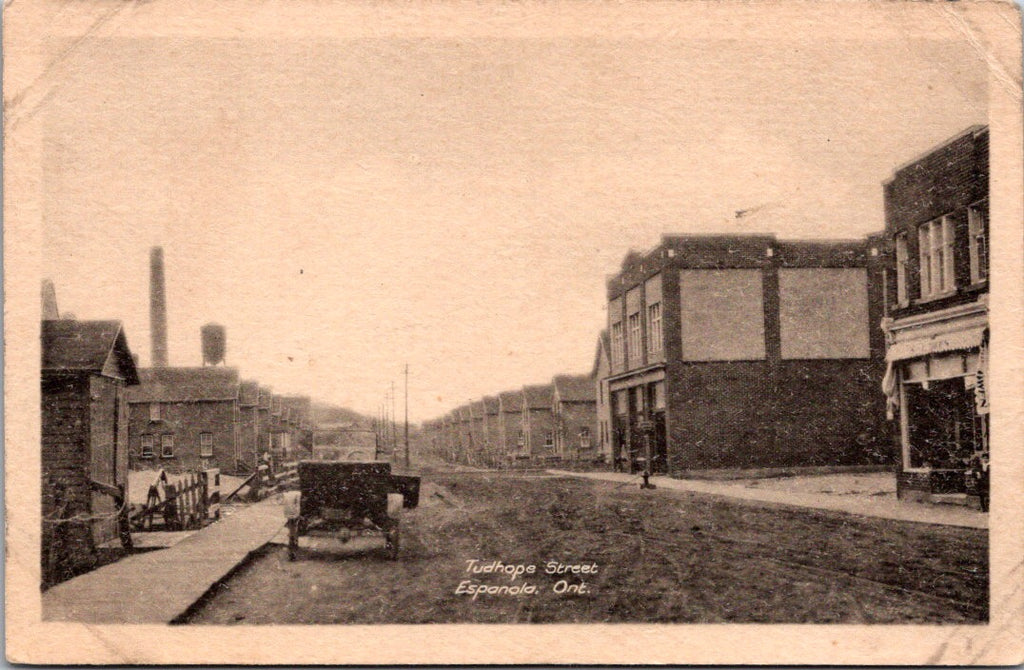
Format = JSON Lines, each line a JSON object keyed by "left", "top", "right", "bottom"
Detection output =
{"left": 185, "top": 470, "right": 987, "bottom": 624}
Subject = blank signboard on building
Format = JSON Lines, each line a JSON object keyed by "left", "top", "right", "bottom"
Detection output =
{"left": 679, "top": 269, "right": 766, "bottom": 361}
{"left": 778, "top": 268, "right": 869, "bottom": 359}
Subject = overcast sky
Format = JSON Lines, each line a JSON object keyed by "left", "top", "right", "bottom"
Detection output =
{"left": 38, "top": 4, "right": 988, "bottom": 421}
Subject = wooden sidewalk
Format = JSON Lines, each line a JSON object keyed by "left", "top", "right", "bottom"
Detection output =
{"left": 43, "top": 498, "right": 286, "bottom": 624}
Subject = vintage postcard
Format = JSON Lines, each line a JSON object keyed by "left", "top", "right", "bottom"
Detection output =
{"left": 5, "top": 0, "right": 1023, "bottom": 664}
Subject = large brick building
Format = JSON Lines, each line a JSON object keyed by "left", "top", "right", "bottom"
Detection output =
{"left": 42, "top": 320, "right": 139, "bottom": 585}
{"left": 603, "top": 233, "right": 889, "bottom": 473}
{"left": 880, "top": 125, "right": 990, "bottom": 506}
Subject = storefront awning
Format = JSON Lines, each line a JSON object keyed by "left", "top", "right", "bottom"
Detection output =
{"left": 885, "top": 326, "right": 986, "bottom": 362}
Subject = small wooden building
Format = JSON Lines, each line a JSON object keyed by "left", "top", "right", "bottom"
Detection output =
{"left": 42, "top": 319, "right": 139, "bottom": 586}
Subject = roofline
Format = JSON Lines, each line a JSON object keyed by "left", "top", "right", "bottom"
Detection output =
{"left": 884, "top": 124, "right": 988, "bottom": 183}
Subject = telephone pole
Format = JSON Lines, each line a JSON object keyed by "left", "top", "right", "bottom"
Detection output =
{"left": 391, "top": 381, "right": 397, "bottom": 453}
{"left": 404, "top": 363, "right": 410, "bottom": 468}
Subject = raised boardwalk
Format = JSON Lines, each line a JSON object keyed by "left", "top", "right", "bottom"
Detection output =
{"left": 43, "top": 498, "right": 285, "bottom": 624}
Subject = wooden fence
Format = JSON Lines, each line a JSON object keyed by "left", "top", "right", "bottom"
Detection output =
{"left": 129, "top": 470, "right": 217, "bottom": 532}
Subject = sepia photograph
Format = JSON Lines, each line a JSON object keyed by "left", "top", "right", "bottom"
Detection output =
{"left": 5, "top": 0, "right": 1023, "bottom": 664}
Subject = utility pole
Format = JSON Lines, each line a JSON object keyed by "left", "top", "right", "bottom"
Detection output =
{"left": 391, "top": 381, "right": 397, "bottom": 453}
{"left": 404, "top": 363, "right": 410, "bottom": 468}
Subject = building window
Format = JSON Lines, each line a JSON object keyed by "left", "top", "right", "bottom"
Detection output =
{"left": 969, "top": 202, "right": 988, "bottom": 284}
{"left": 516, "top": 430, "right": 525, "bottom": 447}
{"left": 578, "top": 427, "right": 591, "bottom": 449}
{"left": 895, "top": 232, "right": 909, "bottom": 307}
{"left": 141, "top": 434, "right": 155, "bottom": 458}
{"left": 160, "top": 434, "right": 174, "bottom": 458}
{"left": 544, "top": 431, "right": 555, "bottom": 448}
{"left": 611, "top": 321, "right": 625, "bottom": 369}
{"left": 199, "top": 432, "right": 214, "bottom": 457}
{"left": 150, "top": 402, "right": 161, "bottom": 421}
{"left": 627, "top": 311, "right": 643, "bottom": 367}
{"left": 647, "top": 302, "right": 663, "bottom": 358}
{"left": 919, "top": 217, "right": 955, "bottom": 298}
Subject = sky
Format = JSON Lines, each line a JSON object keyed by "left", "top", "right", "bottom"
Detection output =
{"left": 37, "top": 4, "right": 989, "bottom": 422}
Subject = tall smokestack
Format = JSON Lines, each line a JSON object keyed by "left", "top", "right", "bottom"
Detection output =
{"left": 150, "top": 246, "right": 169, "bottom": 367}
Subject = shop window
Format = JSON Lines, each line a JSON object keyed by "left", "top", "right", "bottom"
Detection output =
{"left": 969, "top": 202, "right": 988, "bottom": 284}
{"left": 905, "top": 379, "right": 978, "bottom": 470}
{"left": 140, "top": 434, "right": 155, "bottom": 458}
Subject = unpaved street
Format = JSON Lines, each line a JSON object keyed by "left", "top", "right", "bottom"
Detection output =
{"left": 185, "top": 470, "right": 987, "bottom": 624}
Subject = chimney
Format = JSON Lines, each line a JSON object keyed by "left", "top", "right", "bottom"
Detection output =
{"left": 150, "top": 246, "right": 168, "bottom": 367}
{"left": 41, "top": 279, "right": 59, "bottom": 320}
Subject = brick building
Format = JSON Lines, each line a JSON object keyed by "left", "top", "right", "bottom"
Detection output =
{"left": 42, "top": 320, "right": 139, "bottom": 585}
{"left": 880, "top": 125, "right": 990, "bottom": 506}
{"left": 522, "top": 384, "right": 556, "bottom": 462}
{"left": 603, "top": 233, "right": 888, "bottom": 473}
{"left": 552, "top": 374, "right": 597, "bottom": 461}
{"left": 127, "top": 367, "right": 242, "bottom": 474}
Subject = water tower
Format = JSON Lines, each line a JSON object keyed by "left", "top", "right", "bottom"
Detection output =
{"left": 201, "top": 323, "right": 227, "bottom": 366}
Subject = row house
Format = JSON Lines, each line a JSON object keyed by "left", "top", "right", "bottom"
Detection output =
{"left": 127, "top": 367, "right": 242, "bottom": 474}
{"left": 497, "top": 390, "right": 526, "bottom": 462}
{"left": 127, "top": 367, "right": 313, "bottom": 475}
{"left": 236, "top": 380, "right": 261, "bottom": 473}
{"left": 482, "top": 395, "right": 500, "bottom": 466}
{"left": 522, "top": 384, "right": 556, "bottom": 461}
{"left": 280, "top": 394, "right": 314, "bottom": 459}
{"left": 41, "top": 319, "right": 139, "bottom": 585}
{"left": 470, "top": 400, "right": 486, "bottom": 463}
{"left": 425, "top": 376, "right": 600, "bottom": 467}
{"left": 603, "top": 232, "right": 888, "bottom": 473}
{"left": 880, "top": 125, "right": 990, "bottom": 507}
{"left": 552, "top": 374, "right": 598, "bottom": 461}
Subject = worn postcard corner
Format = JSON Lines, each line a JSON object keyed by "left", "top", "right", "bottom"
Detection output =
{"left": 4, "top": 0, "right": 1024, "bottom": 665}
